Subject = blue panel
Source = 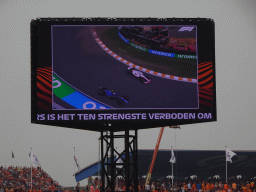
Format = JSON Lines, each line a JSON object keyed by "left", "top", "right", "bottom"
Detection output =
{"left": 117, "top": 30, "right": 130, "bottom": 44}
{"left": 75, "top": 163, "right": 101, "bottom": 182}
{"left": 75, "top": 153, "right": 134, "bottom": 182}
{"left": 148, "top": 49, "right": 175, "bottom": 57}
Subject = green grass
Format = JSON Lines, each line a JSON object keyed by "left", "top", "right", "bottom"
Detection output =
{"left": 95, "top": 27, "right": 197, "bottom": 79}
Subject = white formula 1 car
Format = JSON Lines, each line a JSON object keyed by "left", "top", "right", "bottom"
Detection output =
{"left": 127, "top": 67, "right": 152, "bottom": 84}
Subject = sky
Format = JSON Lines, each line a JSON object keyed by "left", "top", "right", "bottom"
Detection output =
{"left": 1, "top": 0, "right": 256, "bottom": 188}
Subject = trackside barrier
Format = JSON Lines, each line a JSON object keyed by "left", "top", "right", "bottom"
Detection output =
{"left": 118, "top": 29, "right": 197, "bottom": 59}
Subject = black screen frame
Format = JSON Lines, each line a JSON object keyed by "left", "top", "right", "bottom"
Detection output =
{"left": 31, "top": 18, "right": 216, "bottom": 131}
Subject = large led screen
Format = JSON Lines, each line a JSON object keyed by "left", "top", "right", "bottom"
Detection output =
{"left": 31, "top": 18, "right": 216, "bottom": 131}
{"left": 53, "top": 25, "right": 198, "bottom": 109}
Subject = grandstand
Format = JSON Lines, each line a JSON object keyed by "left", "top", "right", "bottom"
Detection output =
{"left": 1, "top": 149, "right": 255, "bottom": 191}
{"left": 75, "top": 149, "right": 256, "bottom": 185}
{"left": 0, "top": 165, "right": 60, "bottom": 191}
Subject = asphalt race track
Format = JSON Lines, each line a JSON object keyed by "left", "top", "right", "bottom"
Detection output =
{"left": 52, "top": 26, "right": 198, "bottom": 109}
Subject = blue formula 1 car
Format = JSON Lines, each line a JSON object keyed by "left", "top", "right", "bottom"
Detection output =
{"left": 98, "top": 87, "right": 130, "bottom": 106}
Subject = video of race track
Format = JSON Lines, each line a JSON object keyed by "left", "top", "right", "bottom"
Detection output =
{"left": 52, "top": 25, "right": 199, "bottom": 110}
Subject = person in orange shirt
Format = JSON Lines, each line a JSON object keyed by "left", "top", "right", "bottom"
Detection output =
{"left": 247, "top": 182, "right": 251, "bottom": 190}
{"left": 210, "top": 183, "right": 214, "bottom": 191}
{"left": 206, "top": 183, "right": 210, "bottom": 192}
{"left": 232, "top": 182, "right": 237, "bottom": 190}
{"left": 242, "top": 186, "right": 247, "bottom": 192}
{"left": 223, "top": 183, "right": 228, "bottom": 191}
{"left": 192, "top": 182, "right": 196, "bottom": 191}
{"left": 251, "top": 181, "right": 255, "bottom": 190}
{"left": 183, "top": 182, "right": 187, "bottom": 191}
{"left": 202, "top": 182, "right": 206, "bottom": 191}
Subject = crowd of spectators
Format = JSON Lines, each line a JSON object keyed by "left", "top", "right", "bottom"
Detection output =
{"left": 134, "top": 180, "right": 255, "bottom": 192}
{"left": 1, "top": 166, "right": 255, "bottom": 192}
{"left": 70, "top": 177, "right": 255, "bottom": 192}
{"left": 0, "top": 165, "right": 60, "bottom": 192}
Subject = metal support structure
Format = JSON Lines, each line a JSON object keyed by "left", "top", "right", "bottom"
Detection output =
{"left": 110, "top": 131, "right": 115, "bottom": 190}
{"left": 125, "top": 129, "right": 130, "bottom": 192}
{"left": 101, "top": 131, "right": 104, "bottom": 192}
{"left": 134, "top": 130, "right": 138, "bottom": 191}
{"left": 100, "top": 129, "right": 138, "bottom": 192}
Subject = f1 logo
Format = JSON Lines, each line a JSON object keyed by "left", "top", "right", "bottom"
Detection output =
{"left": 179, "top": 27, "right": 194, "bottom": 31}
